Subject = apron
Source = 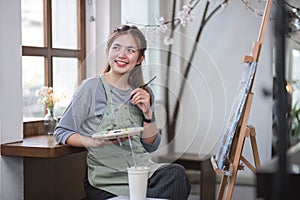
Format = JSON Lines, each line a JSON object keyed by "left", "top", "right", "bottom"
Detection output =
{"left": 87, "top": 75, "right": 163, "bottom": 196}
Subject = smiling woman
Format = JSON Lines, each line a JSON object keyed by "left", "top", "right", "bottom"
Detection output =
{"left": 53, "top": 25, "right": 191, "bottom": 200}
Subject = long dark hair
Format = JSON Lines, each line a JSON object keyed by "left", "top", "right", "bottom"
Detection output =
{"left": 103, "top": 25, "right": 147, "bottom": 89}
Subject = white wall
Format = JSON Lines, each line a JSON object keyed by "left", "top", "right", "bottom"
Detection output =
{"left": 85, "top": 0, "right": 121, "bottom": 77}
{"left": 0, "top": 0, "right": 24, "bottom": 199}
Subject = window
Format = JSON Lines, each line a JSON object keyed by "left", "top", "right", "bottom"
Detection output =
{"left": 22, "top": 0, "right": 86, "bottom": 120}
{"left": 291, "top": 49, "right": 300, "bottom": 104}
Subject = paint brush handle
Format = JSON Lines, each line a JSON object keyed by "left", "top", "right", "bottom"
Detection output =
{"left": 139, "top": 76, "right": 157, "bottom": 88}
{"left": 115, "top": 76, "right": 157, "bottom": 111}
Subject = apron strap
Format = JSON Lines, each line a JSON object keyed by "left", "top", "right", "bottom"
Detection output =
{"left": 99, "top": 74, "right": 118, "bottom": 127}
{"left": 100, "top": 74, "right": 113, "bottom": 104}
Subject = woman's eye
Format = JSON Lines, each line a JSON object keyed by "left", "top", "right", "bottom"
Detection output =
{"left": 127, "top": 48, "right": 136, "bottom": 53}
{"left": 112, "top": 46, "right": 120, "bottom": 50}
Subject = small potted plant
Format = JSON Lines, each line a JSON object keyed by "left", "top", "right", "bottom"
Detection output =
{"left": 35, "top": 86, "right": 65, "bottom": 135}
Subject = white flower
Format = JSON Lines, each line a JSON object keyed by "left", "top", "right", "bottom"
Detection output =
{"left": 254, "top": 9, "right": 264, "bottom": 17}
{"left": 244, "top": 0, "right": 250, "bottom": 8}
{"left": 158, "top": 17, "right": 168, "bottom": 33}
{"left": 177, "top": 4, "right": 195, "bottom": 27}
{"left": 221, "top": 2, "right": 228, "bottom": 9}
{"left": 35, "top": 86, "right": 65, "bottom": 109}
{"left": 141, "top": 27, "right": 159, "bottom": 45}
{"left": 188, "top": 11, "right": 196, "bottom": 22}
{"left": 164, "top": 36, "right": 174, "bottom": 46}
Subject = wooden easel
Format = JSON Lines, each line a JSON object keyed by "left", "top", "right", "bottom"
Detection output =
{"left": 211, "top": 92, "right": 260, "bottom": 200}
{"left": 210, "top": 0, "right": 273, "bottom": 199}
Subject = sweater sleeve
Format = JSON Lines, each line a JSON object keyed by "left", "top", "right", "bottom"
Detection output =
{"left": 54, "top": 77, "right": 106, "bottom": 144}
{"left": 141, "top": 133, "right": 161, "bottom": 152}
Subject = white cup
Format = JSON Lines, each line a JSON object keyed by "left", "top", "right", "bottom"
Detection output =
{"left": 127, "top": 166, "right": 149, "bottom": 200}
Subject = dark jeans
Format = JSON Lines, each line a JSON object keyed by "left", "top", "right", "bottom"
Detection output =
{"left": 84, "top": 164, "right": 191, "bottom": 200}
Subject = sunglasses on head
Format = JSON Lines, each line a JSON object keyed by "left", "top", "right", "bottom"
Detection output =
{"left": 113, "top": 25, "right": 138, "bottom": 33}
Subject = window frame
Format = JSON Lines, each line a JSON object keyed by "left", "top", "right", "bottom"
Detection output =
{"left": 22, "top": 0, "right": 86, "bottom": 88}
{"left": 22, "top": 0, "right": 86, "bottom": 134}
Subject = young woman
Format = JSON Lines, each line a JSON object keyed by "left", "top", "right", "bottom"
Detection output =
{"left": 54, "top": 25, "right": 191, "bottom": 200}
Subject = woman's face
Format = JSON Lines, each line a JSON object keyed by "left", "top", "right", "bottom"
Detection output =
{"left": 107, "top": 34, "right": 142, "bottom": 75}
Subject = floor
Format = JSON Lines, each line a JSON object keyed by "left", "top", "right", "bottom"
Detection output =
{"left": 187, "top": 184, "right": 256, "bottom": 200}
{"left": 186, "top": 170, "right": 257, "bottom": 200}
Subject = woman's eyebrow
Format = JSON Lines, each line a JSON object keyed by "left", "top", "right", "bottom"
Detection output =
{"left": 112, "top": 43, "right": 137, "bottom": 49}
{"left": 112, "top": 43, "right": 121, "bottom": 47}
{"left": 127, "top": 46, "right": 137, "bottom": 49}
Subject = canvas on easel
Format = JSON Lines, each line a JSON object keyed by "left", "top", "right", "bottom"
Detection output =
{"left": 214, "top": 62, "right": 257, "bottom": 172}
{"left": 210, "top": 0, "right": 273, "bottom": 199}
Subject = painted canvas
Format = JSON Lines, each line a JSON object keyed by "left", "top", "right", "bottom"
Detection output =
{"left": 214, "top": 62, "right": 257, "bottom": 171}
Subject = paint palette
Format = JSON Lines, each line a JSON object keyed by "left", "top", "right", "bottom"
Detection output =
{"left": 91, "top": 127, "right": 144, "bottom": 140}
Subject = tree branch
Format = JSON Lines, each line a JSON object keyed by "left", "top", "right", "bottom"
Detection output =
{"left": 171, "top": 1, "right": 224, "bottom": 128}
{"left": 165, "top": 0, "right": 177, "bottom": 144}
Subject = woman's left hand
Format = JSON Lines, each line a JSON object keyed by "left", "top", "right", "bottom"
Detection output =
{"left": 130, "top": 88, "right": 152, "bottom": 118}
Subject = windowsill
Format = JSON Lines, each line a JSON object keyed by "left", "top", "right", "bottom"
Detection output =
{"left": 23, "top": 119, "right": 49, "bottom": 137}
{"left": 1, "top": 119, "right": 85, "bottom": 158}
{"left": 1, "top": 135, "right": 86, "bottom": 158}
{"left": 23, "top": 117, "right": 44, "bottom": 123}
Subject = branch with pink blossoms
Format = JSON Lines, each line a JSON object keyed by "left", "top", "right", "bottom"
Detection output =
{"left": 127, "top": 0, "right": 208, "bottom": 45}
{"left": 241, "top": 0, "right": 265, "bottom": 17}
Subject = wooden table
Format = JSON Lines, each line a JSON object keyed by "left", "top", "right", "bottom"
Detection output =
{"left": 1, "top": 135, "right": 86, "bottom": 158}
{"left": 1, "top": 135, "right": 87, "bottom": 200}
{"left": 158, "top": 153, "right": 216, "bottom": 200}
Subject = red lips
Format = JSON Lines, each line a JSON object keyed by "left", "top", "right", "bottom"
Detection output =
{"left": 115, "top": 60, "right": 128, "bottom": 67}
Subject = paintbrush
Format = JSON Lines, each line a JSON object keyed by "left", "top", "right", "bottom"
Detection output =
{"left": 138, "top": 76, "right": 157, "bottom": 89}
{"left": 116, "top": 76, "right": 157, "bottom": 110}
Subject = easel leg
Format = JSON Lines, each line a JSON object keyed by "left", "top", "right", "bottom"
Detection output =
{"left": 224, "top": 167, "right": 238, "bottom": 200}
{"left": 222, "top": 122, "right": 249, "bottom": 200}
{"left": 248, "top": 125, "right": 261, "bottom": 168}
{"left": 217, "top": 175, "right": 227, "bottom": 200}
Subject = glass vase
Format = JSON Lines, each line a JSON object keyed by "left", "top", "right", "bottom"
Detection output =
{"left": 44, "top": 108, "right": 57, "bottom": 135}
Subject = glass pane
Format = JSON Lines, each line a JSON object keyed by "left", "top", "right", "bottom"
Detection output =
{"left": 52, "top": 0, "right": 78, "bottom": 49}
{"left": 22, "top": 56, "right": 45, "bottom": 120}
{"left": 21, "top": 0, "right": 44, "bottom": 47}
{"left": 53, "top": 57, "right": 78, "bottom": 117}
{"left": 292, "top": 49, "right": 300, "bottom": 104}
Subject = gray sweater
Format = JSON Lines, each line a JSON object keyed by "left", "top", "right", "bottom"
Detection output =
{"left": 54, "top": 75, "right": 160, "bottom": 152}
